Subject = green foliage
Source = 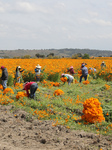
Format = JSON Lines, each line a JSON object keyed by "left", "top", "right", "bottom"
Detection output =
{"left": 7, "top": 75, "right": 14, "bottom": 86}
{"left": 23, "top": 71, "right": 36, "bottom": 82}
{"left": 90, "top": 70, "right": 112, "bottom": 81}
{"left": 21, "top": 55, "right": 31, "bottom": 59}
{"left": 82, "top": 53, "right": 90, "bottom": 59}
{"left": 47, "top": 72, "right": 60, "bottom": 82}
{"left": 102, "top": 105, "right": 112, "bottom": 122}
{"left": 35, "top": 53, "right": 45, "bottom": 58}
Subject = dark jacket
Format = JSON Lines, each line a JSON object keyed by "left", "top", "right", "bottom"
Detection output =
{"left": 82, "top": 66, "right": 88, "bottom": 76}
{"left": 1, "top": 68, "right": 8, "bottom": 80}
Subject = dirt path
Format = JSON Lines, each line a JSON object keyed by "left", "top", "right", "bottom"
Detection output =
{"left": 0, "top": 105, "right": 112, "bottom": 150}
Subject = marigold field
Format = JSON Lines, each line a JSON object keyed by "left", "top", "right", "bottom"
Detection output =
{"left": 0, "top": 58, "right": 112, "bottom": 146}
{"left": 1, "top": 57, "right": 112, "bottom": 77}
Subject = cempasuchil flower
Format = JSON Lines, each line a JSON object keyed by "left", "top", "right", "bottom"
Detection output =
{"left": 81, "top": 97, "right": 105, "bottom": 123}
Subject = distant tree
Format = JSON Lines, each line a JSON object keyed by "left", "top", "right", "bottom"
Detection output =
{"left": 35, "top": 53, "right": 45, "bottom": 58}
{"left": 82, "top": 53, "right": 90, "bottom": 59}
{"left": 40, "top": 55, "right": 45, "bottom": 58}
{"left": 35, "top": 53, "right": 40, "bottom": 58}
{"left": 77, "top": 53, "right": 82, "bottom": 57}
{"left": 110, "top": 55, "right": 112, "bottom": 57}
{"left": 21, "top": 55, "right": 31, "bottom": 59}
{"left": 98, "top": 56, "right": 102, "bottom": 57}
{"left": 13, "top": 56, "right": 21, "bottom": 59}
{"left": 71, "top": 54, "right": 78, "bottom": 59}
{"left": 47, "top": 53, "right": 54, "bottom": 57}
{"left": 3, "top": 56, "right": 10, "bottom": 58}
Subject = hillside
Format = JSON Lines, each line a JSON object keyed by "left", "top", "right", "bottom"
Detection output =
{"left": 0, "top": 48, "right": 112, "bottom": 58}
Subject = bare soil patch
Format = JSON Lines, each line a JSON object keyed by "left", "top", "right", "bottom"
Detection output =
{"left": 0, "top": 105, "right": 112, "bottom": 150}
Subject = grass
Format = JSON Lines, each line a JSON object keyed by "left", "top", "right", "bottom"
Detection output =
{"left": 1, "top": 76, "right": 112, "bottom": 137}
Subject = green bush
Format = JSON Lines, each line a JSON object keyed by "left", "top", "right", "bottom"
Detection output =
{"left": 7, "top": 75, "right": 14, "bottom": 86}
{"left": 23, "top": 71, "right": 36, "bottom": 82}
{"left": 47, "top": 72, "right": 60, "bottom": 82}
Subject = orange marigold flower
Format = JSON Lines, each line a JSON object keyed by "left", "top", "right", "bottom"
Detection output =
{"left": 106, "top": 112, "right": 109, "bottom": 116}
{"left": 0, "top": 84, "right": 3, "bottom": 90}
{"left": 82, "top": 80, "right": 90, "bottom": 85}
{"left": 81, "top": 97, "right": 105, "bottom": 123}
{"left": 16, "top": 91, "right": 27, "bottom": 99}
{"left": 3, "top": 88, "right": 14, "bottom": 95}
{"left": 61, "top": 77, "right": 68, "bottom": 82}
{"left": 53, "top": 89, "right": 64, "bottom": 96}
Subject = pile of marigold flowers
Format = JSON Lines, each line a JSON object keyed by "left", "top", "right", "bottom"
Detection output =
{"left": 61, "top": 77, "right": 68, "bottom": 83}
{"left": 16, "top": 91, "right": 27, "bottom": 99}
{"left": 81, "top": 97, "right": 105, "bottom": 123}
{"left": 3, "top": 88, "right": 14, "bottom": 95}
{"left": 53, "top": 89, "right": 64, "bottom": 96}
{"left": 82, "top": 80, "right": 90, "bottom": 85}
{"left": 50, "top": 82, "right": 60, "bottom": 87}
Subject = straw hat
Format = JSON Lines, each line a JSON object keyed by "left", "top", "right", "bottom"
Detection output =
{"left": 36, "top": 64, "right": 41, "bottom": 68}
{"left": 18, "top": 66, "right": 21, "bottom": 69}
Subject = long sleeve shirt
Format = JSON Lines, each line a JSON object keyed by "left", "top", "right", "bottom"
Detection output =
{"left": 1, "top": 68, "right": 8, "bottom": 80}
{"left": 67, "top": 68, "right": 75, "bottom": 75}
{"left": 24, "top": 82, "right": 35, "bottom": 97}
{"left": 81, "top": 66, "right": 88, "bottom": 76}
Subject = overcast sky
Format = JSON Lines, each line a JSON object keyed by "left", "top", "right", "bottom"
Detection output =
{"left": 0, "top": 0, "right": 112, "bottom": 50}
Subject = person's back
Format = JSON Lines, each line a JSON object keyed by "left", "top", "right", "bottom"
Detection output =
{"left": 82, "top": 66, "right": 88, "bottom": 76}
{"left": 35, "top": 68, "right": 41, "bottom": 75}
{"left": 1, "top": 67, "right": 8, "bottom": 80}
{"left": 64, "top": 74, "right": 74, "bottom": 83}
{"left": 101, "top": 61, "right": 106, "bottom": 69}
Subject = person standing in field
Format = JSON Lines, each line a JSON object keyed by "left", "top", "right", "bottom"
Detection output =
{"left": 0, "top": 66, "right": 8, "bottom": 90}
{"left": 67, "top": 66, "right": 75, "bottom": 76}
{"left": 15, "top": 66, "right": 24, "bottom": 83}
{"left": 101, "top": 61, "right": 106, "bottom": 69}
{"left": 79, "top": 64, "right": 88, "bottom": 83}
{"left": 35, "top": 64, "right": 41, "bottom": 82}
{"left": 61, "top": 73, "right": 74, "bottom": 85}
{"left": 22, "top": 81, "right": 38, "bottom": 99}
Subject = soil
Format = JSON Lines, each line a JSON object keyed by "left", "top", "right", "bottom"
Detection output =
{"left": 0, "top": 105, "right": 112, "bottom": 150}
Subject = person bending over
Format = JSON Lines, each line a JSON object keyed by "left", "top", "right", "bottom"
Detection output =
{"left": 22, "top": 81, "right": 38, "bottom": 99}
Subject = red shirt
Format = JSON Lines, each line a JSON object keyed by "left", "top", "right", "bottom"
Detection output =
{"left": 24, "top": 82, "right": 35, "bottom": 97}
{"left": 67, "top": 68, "right": 75, "bottom": 74}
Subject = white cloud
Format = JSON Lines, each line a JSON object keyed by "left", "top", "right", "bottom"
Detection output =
{"left": 16, "top": 2, "right": 36, "bottom": 12}
{"left": 108, "top": 2, "right": 112, "bottom": 7}
{"left": 0, "top": 0, "right": 112, "bottom": 50}
{"left": 80, "top": 18, "right": 112, "bottom": 26}
{"left": 87, "top": 11, "right": 98, "bottom": 17}
{"left": 0, "top": 2, "right": 10, "bottom": 13}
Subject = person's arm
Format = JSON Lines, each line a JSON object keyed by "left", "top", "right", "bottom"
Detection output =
{"left": 24, "top": 86, "right": 30, "bottom": 97}
{"left": 20, "top": 69, "right": 24, "bottom": 73}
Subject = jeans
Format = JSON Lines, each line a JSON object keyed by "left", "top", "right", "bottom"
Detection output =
{"left": 36, "top": 75, "right": 40, "bottom": 82}
{"left": 79, "top": 75, "right": 87, "bottom": 83}
{"left": 30, "top": 83, "right": 38, "bottom": 99}
{"left": 68, "top": 78, "right": 73, "bottom": 85}
{"left": 2, "top": 80, "right": 7, "bottom": 90}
